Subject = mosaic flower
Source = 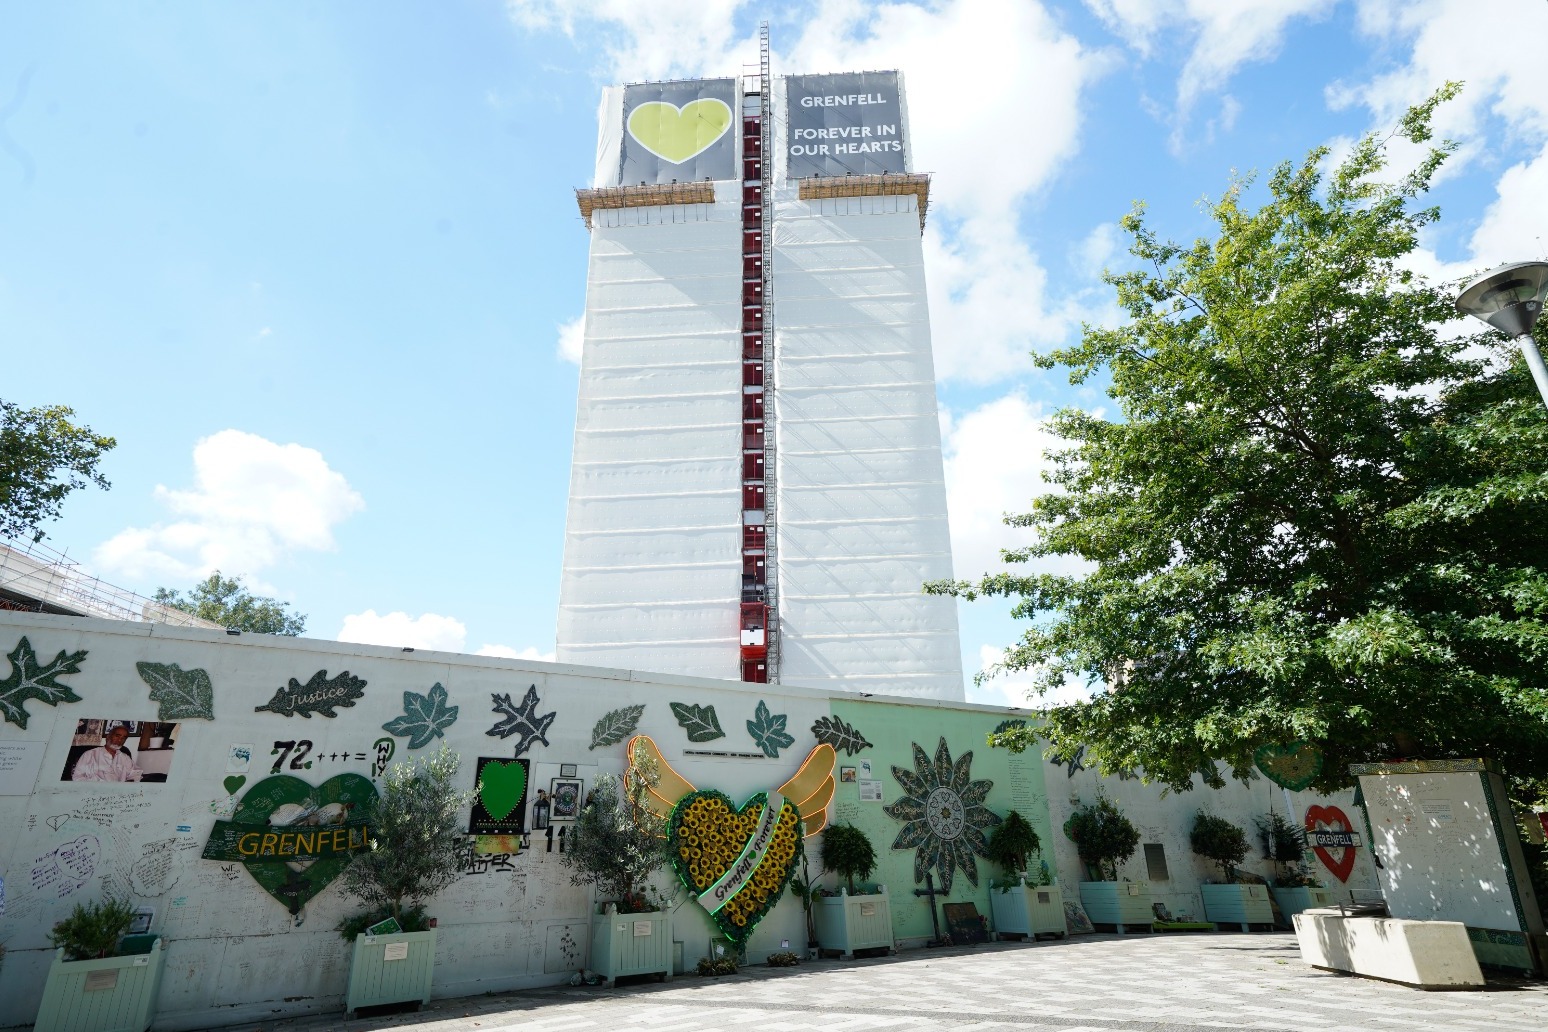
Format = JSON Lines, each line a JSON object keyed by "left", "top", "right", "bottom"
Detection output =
{"left": 883, "top": 737, "right": 1001, "bottom": 893}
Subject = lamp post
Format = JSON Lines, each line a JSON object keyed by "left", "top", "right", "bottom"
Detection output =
{"left": 1456, "top": 260, "right": 1548, "bottom": 411}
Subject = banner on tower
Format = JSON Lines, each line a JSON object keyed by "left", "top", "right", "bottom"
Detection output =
{"left": 785, "top": 71, "right": 906, "bottom": 179}
{"left": 619, "top": 78, "right": 738, "bottom": 186}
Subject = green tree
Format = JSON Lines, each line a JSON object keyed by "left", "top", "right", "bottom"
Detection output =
{"left": 0, "top": 400, "right": 116, "bottom": 541}
{"left": 154, "top": 572, "right": 307, "bottom": 635}
{"left": 931, "top": 84, "right": 1548, "bottom": 793}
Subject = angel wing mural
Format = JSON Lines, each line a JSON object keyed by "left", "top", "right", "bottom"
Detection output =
{"left": 624, "top": 735, "right": 835, "bottom": 943}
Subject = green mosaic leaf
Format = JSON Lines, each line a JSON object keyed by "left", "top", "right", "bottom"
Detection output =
{"left": 670, "top": 701, "right": 724, "bottom": 743}
{"left": 811, "top": 715, "right": 872, "bottom": 756}
{"left": 746, "top": 700, "right": 795, "bottom": 759}
{"left": 993, "top": 718, "right": 1027, "bottom": 737}
{"left": 589, "top": 704, "right": 645, "bottom": 750}
{"left": 382, "top": 682, "right": 459, "bottom": 749}
{"left": 0, "top": 636, "right": 86, "bottom": 730}
{"left": 254, "top": 669, "right": 366, "bottom": 718}
{"left": 136, "top": 661, "right": 215, "bottom": 720}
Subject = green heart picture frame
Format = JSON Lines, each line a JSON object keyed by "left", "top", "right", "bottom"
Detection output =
{"left": 1254, "top": 741, "right": 1324, "bottom": 792}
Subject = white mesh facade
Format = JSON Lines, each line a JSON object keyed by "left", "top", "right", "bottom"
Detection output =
{"left": 555, "top": 187, "right": 745, "bottom": 676}
{"left": 769, "top": 194, "right": 963, "bottom": 699}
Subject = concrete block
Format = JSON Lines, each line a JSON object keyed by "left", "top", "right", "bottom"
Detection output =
{"left": 1293, "top": 911, "right": 1484, "bottom": 989}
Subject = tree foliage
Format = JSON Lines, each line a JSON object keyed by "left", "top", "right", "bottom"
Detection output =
{"left": 819, "top": 823, "right": 878, "bottom": 894}
{"left": 932, "top": 84, "right": 1548, "bottom": 793}
{"left": 0, "top": 400, "right": 115, "bottom": 542}
{"left": 1066, "top": 798, "right": 1140, "bottom": 881}
{"left": 561, "top": 757, "right": 671, "bottom": 911}
{"left": 154, "top": 571, "right": 306, "bottom": 635}
{"left": 339, "top": 745, "right": 471, "bottom": 925}
{"left": 1189, "top": 811, "right": 1250, "bottom": 883}
{"left": 985, "top": 810, "right": 1042, "bottom": 877}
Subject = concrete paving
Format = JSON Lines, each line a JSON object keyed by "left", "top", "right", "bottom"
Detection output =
{"left": 245, "top": 933, "right": 1547, "bottom": 1032}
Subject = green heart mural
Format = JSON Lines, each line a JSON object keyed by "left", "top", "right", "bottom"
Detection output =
{"left": 202, "top": 772, "right": 378, "bottom": 913}
{"left": 626, "top": 99, "right": 733, "bottom": 164}
{"left": 479, "top": 759, "right": 527, "bottom": 821}
{"left": 668, "top": 789, "right": 803, "bottom": 944}
{"left": 1254, "top": 741, "right": 1324, "bottom": 792}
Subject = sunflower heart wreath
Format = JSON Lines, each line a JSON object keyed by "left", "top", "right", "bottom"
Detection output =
{"left": 669, "top": 789, "right": 804, "bottom": 944}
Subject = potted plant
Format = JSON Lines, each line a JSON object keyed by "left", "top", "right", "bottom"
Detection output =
{"left": 813, "top": 823, "right": 893, "bottom": 958}
{"left": 985, "top": 811, "right": 1065, "bottom": 940}
{"left": 338, "top": 745, "right": 471, "bottom": 1015}
{"left": 1256, "top": 812, "right": 1332, "bottom": 920}
{"left": 561, "top": 761, "right": 674, "bottom": 987}
{"left": 787, "top": 855, "right": 822, "bottom": 959}
{"left": 1191, "top": 810, "right": 1271, "bottom": 930}
{"left": 34, "top": 895, "right": 166, "bottom": 1032}
{"left": 1069, "top": 798, "right": 1151, "bottom": 932}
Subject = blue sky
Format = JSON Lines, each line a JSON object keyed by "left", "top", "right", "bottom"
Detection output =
{"left": 5, "top": 1, "right": 1546, "bottom": 703}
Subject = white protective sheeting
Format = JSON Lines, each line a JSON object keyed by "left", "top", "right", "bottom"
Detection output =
{"left": 556, "top": 186, "right": 744, "bottom": 677}
{"left": 771, "top": 197, "right": 964, "bottom": 700}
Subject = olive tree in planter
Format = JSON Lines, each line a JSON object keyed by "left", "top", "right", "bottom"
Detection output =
{"left": 561, "top": 765, "right": 674, "bottom": 986}
{"left": 1190, "top": 811, "right": 1271, "bottom": 930}
{"left": 1070, "top": 799, "right": 1151, "bottom": 932}
{"left": 35, "top": 896, "right": 166, "bottom": 1032}
{"left": 338, "top": 745, "right": 471, "bottom": 1015}
{"left": 986, "top": 811, "right": 1064, "bottom": 940}
{"left": 1255, "top": 812, "right": 1332, "bottom": 921}
{"left": 814, "top": 823, "right": 893, "bottom": 957}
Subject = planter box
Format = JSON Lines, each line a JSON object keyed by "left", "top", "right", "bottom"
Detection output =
{"left": 1272, "top": 886, "right": 1336, "bottom": 923}
{"left": 34, "top": 938, "right": 166, "bottom": 1032}
{"left": 590, "top": 909, "right": 672, "bottom": 988}
{"left": 989, "top": 882, "right": 1067, "bottom": 940}
{"left": 1201, "top": 883, "right": 1273, "bottom": 930}
{"left": 346, "top": 929, "right": 436, "bottom": 1015}
{"left": 814, "top": 889, "right": 894, "bottom": 958}
{"left": 1079, "top": 881, "right": 1153, "bottom": 933}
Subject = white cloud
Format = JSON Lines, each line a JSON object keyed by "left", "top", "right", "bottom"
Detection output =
{"left": 508, "top": 0, "right": 1108, "bottom": 386}
{"left": 556, "top": 314, "right": 585, "bottom": 365}
{"left": 475, "top": 644, "right": 558, "bottom": 662}
{"left": 94, "top": 430, "right": 364, "bottom": 584}
{"left": 965, "top": 644, "right": 1097, "bottom": 708}
{"left": 337, "top": 610, "right": 469, "bottom": 651}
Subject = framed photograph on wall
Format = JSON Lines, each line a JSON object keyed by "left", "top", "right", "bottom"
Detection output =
{"left": 560, "top": 763, "right": 578, "bottom": 778}
{"left": 550, "top": 778, "right": 583, "bottom": 820}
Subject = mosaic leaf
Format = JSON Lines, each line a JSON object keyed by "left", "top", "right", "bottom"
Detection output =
{"left": 486, "top": 685, "right": 556, "bottom": 757}
{"left": 135, "top": 661, "right": 215, "bottom": 720}
{"left": 810, "top": 715, "right": 872, "bottom": 756}
{"left": 746, "top": 700, "right": 795, "bottom": 759}
{"left": 254, "top": 669, "right": 366, "bottom": 718}
{"left": 0, "top": 636, "right": 86, "bottom": 730}
{"left": 589, "top": 704, "right": 645, "bottom": 750}
{"left": 991, "top": 718, "right": 1027, "bottom": 739}
{"left": 382, "top": 682, "right": 459, "bottom": 749}
{"left": 670, "top": 701, "right": 724, "bottom": 743}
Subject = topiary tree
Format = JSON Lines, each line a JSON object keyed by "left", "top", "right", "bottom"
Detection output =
{"left": 562, "top": 750, "right": 672, "bottom": 913}
{"left": 339, "top": 745, "right": 471, "bottom": 935}
{"left": 986, "top": 810, "right": 1042, "bottom": 880}
{"left": 1190, "top": 811, "right": 1250, "bottom": 883}
{"left": 1067, "top": 798, "right": 1140, "bottom": 881}
{"left": 820, "top": 823, "right": 877, "bottom": 894}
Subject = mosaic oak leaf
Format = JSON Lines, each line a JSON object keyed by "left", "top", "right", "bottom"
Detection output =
{"left": 136, "top": 661, "right": 215, "bottom": 721}
{"left": 589, "top": 704, "right": 645, "bottom": 750}
{"left": 746, "top": 700, "right": 795, "bottom": 759}
{"left": 0, "top": 636, "right": 87, "bottom": 730}
{"left": 486, "top": 684, "right": 555, "bottom": 757}
{"left": 382, "top": 682, "right": 459, "bottom": 749}
{"left": 810, "top": 715, "right": 872, "bottom": 756}
{"left": 254, "top": 669, "right": 366, "bottom": 718}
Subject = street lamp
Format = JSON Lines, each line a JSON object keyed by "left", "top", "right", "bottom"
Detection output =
{"left": 1456, "top": 260, "right": 1548, "bottom": 410}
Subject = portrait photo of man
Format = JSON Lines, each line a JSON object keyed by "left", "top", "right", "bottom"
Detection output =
{"left": 61, "top": 719, "right": 178, "bottom": 783}
{"left": 70, "top": 723, "right": 144, "bottom": 782}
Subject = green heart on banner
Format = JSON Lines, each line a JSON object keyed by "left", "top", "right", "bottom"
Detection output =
{"left": 627, "top": 99, "right": 733, "bottom": 164}
{"left": 478, "top": 760, "right": 528, "bottom": 822}
{"left": 207, "top": 773, "right": 379, "bottom": 913}
{"left": 1254, "top": 741, "right": 1324, "bottom": 791}
{"left": 223, "top": 775, "right": 246, "bottom": 795}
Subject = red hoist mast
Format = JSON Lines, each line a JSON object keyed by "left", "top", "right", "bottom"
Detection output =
{"left": 740, "top": 25, "right": 777, "bottom": 684}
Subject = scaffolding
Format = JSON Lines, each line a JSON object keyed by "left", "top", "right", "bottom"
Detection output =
{"left": 797, "top": 172, "right": 932, "bottom": 231}
{"left": 574, "top": 182, "right": 717, "bottom": 228}
{"left": 0, "top": 538, "right": 222, "bottom": 628}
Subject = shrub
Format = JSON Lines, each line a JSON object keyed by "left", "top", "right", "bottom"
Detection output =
{"left": 49, "top": 896, "right": 138, "bottom": 960}
{"left": 562, "top": 748, "right": 672, "bottom": 912}
{"left": 1066, "top": 798, "right": 1140, "bottom": 881}
{"left": 765, "top": 951, "right": 801, "bottom": 967}
{"left": 339, "top": 745, "right": 471, "bottom": 935}
{"left": 986, "top": 810, "right": 1042, "bottom": 877}
{"left": 1254, "top": 811, "right": 1317, "bottom": 887}
{"left": 819, "top": 823, "right": 877, "bottom": 894}
{"left": 1190, "top": 811, "right": 1250, "bottom": 883}
{"left": 696, "top": 955, "right": 740, "bottom": 976}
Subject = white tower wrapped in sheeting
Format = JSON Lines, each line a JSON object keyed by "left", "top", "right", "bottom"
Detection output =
{"left": 560, "top": 65, "right": 963, "bottom": 701}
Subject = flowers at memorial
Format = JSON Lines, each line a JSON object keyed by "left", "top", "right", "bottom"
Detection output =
{"left": 669, "top": 789, "right": 803, "bottom": 939}
{"left": 884, "top": 737, "right": 1002, "bottom": 893}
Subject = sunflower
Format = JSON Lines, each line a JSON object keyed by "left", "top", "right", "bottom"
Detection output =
{"left": 883, "top": 737, "right": 1002, "bottom": 893}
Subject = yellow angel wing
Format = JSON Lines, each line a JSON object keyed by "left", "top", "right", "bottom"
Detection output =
{"left": 626, "top": 735, "right": 696, "bottom": 820}
{"left": 777, "top": 744, "right": 836, "bottom": 836}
